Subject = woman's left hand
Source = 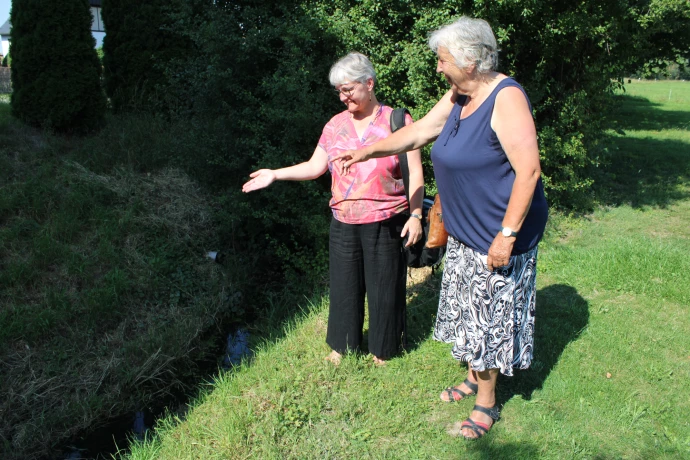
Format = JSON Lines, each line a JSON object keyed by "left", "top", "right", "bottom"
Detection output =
{"left": 486, "top": 233, "right": 515, "bottom": 271}
{"left": 401, "top": 216, "right": 423, "bottom": 248}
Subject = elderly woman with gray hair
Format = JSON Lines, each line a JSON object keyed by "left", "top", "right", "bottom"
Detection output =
{"left": 334, "top": 17, "right": 548, "bottom": 439}
{"left": 243, "top": 52, "right": 424, "bottom": 366}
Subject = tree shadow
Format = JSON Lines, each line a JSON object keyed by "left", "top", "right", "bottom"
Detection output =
{"left": 612, "top": 94, "right": 690, "bottom": 131}
{"left": 594, "top": 95, "right": 690, "bottom": 209}
{"left": 496, "top": 284, "right": 589, "bottom": 405}
{"left": 595, "top": 135, "right": 690, "bottom": 208}
{"left": 465, "top": 440, "right": 542, "bottom": 459}
{"left": 402, "top": 278, "right": 589, "bottom": 405}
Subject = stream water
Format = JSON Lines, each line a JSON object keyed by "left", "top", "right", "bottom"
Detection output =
{"left": 59, "top": 328, "right": 252, "bottom": 459}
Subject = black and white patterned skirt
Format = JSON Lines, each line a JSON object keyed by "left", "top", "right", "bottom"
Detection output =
{"left": 433, "top": 235, "right": 539, "bottom": 376}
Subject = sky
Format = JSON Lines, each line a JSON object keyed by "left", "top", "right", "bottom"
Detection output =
{"left": 0, "top": 0, "right": 9, "bottom": 24}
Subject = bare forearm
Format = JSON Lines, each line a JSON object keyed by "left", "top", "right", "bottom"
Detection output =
{"left": 361, "top": 92, "right": 455, "bottom": 160}
{"left": 408, "top": 168, "right": 424, "bottom": 215}
{"left": 502, "top": 170, "right": 540, "bottom": 231}
{"left": 274, "top": 162, "right": 325, "bottom": 181}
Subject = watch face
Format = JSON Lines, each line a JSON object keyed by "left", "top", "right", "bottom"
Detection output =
{"left": 502, "top": 227, "right": 512, "bottom": 237}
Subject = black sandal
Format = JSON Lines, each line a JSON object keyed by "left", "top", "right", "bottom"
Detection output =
{"left": 440, "top": 378, "right": 479, "bottom": 402}
{"left": 460, "top": 404, "right": 500, "bottom": 440}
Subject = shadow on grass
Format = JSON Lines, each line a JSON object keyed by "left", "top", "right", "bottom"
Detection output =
{"left": 612, "top": 94, "right": 690, "bottom": 132}
{"left": 596, "top": 135, "right": 690, "bottom": 208}
{"left": 402, "top": 278, "right": 589, "bottom": 405}
{"left": 497, "top": 284, "right": 588, "bottom": 404}
{"left": 595, "top": 95, "right": 690, "bottom": 208}
{"left": 466, "top": 441, "right": 541, "bottom": 459}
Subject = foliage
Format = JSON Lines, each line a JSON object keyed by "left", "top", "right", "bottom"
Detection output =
{"left": 101, "top": 0, "right": 190, "bottom": 112}
{"left": 633, "top": 58, "right": 690, "bottom": 80}
{"left": 1, "top": 53, "right": 9, "bottom": 67}
{"left": 9, "top": 0, "right": 105, "bottom": 133}
{"left": 158, "top": 0, "right": 337, "bottom": 284}
{"left": 302, "top": 0, "right": 689, "bottom": 209}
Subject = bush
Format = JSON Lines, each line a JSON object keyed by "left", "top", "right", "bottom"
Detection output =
{"left": 302, "top": 0, "right": 690, "bottom": 209}
{"left": 10, "top": 0, "right": 105, "bottom": 133}
{"left": 101, "top": 0, "right": 191, "bottom": 112}
{"left": 156, "top": 0, "right": 337, "bottom": 284}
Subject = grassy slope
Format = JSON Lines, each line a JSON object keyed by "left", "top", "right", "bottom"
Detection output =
{"left": 124, "top": 81, "right": 690, "bottom": 459}
{"left": 0, "top": 100, "right": 237, "bottom": 459}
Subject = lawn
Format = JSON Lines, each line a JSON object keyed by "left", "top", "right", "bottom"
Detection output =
{"left": 124, "top": 81, "right": 690, "bottom": 459}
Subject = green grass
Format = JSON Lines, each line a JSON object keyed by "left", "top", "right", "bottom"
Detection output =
{"left": 0, "top": 108, "right": 238, "bottom": 459}
{"left": 122, "top": 81, "right": 690, "bottom": 459}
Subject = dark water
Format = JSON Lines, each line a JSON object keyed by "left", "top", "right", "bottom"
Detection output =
{"left": 59, "top": 328, "right": 251, "bottom": 460}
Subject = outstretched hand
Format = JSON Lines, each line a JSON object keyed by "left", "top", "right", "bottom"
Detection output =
{"left": 242, "top": 169, "right": 276, "bottom": 193}
{"left": 330, "top": 148, "right": 371, "bottom": 175}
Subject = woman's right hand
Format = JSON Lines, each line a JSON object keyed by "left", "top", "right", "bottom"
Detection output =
{"left": 242, "top": 169, "right": 276, "bottom": 193}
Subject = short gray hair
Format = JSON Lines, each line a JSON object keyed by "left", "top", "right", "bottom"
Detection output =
{"left": 428, "top": 17, "right": 499, "bottom": 74}
{"left": 328, "top": 52, "right": 377, "bottom": 87}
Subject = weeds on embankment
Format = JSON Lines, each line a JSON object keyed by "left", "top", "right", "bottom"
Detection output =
{"left": 0, "top": 100, "right": 240, "bottom": 459}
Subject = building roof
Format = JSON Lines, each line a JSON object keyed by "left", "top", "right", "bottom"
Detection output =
{"left": 0, "top": 20, "right": 10, "bottom": 36}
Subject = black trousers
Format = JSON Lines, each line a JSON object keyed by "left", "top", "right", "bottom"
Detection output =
{"left": 327, "top": 214, "right": 407, "bottom": 359}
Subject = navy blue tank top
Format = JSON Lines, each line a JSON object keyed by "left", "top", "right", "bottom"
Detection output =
{"left": 430, "top": 78, "right": 548, "bottom": 255}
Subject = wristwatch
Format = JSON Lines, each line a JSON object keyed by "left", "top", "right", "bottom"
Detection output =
{"left": 410, "top": 213, "right": 423, "bottom": 220}
{"left": 501, "top": 226, "right": 518, "bottom": 238}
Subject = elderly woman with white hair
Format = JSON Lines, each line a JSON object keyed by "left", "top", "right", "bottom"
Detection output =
{"left": 243, "top": 52, "right": 424, "bottom": 366}
{"left": 334, "top": 17, "right": 548, "bottom": 438}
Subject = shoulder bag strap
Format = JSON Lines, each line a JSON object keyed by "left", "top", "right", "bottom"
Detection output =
{"left": 390, "top": 107, "right": 411, "bottom": 203}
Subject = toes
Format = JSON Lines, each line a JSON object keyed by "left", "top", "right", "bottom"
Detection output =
{"left": 461, "top": 428, "right": 477, "bottom": 439}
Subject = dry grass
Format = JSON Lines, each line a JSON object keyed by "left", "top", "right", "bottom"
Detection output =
{"left": 1, "top": 142, "right": 236, "bottom": 459}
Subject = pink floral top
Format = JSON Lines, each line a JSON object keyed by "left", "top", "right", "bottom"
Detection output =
{"left": 318, "top": 105, "right": 413, "bottom": 224}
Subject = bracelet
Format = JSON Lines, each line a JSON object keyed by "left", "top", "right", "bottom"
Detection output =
{"left": 410, "top": 213, "right": 423, "bottom": 220}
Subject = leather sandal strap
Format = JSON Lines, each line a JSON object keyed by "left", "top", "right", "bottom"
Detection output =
{"left": 472, "top": 404, "right": 500, "bottom": 421}
{"left": 463, "top": 378, "right": 479, "bottom": 393}
{"left": 461, "top": 418, "right": 488, "bottom": 436}
{"left": 445, "top": 387, "right": 468, "bottom": 401}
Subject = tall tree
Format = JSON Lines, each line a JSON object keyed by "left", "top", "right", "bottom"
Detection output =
{"left": 101, "top": 0, "right": 190, "bottom": 112}
{"left": 10, "top": 0, "right": 105, "bottom": 133}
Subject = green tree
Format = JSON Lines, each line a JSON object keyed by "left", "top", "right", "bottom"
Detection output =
{"left": 154, "top": 0, "right": 689, "bottom": 283}
{"left": 157, "top": 0, "right": 339, "bottom": 283}
{"left": 303, "top": 0, "right": 690, "bottom": 208}
{"left": 101, "top": 0, "right": 190, "bottom": 112}
{"left": 10, "top": 0, "right": 105, "bottom": 133}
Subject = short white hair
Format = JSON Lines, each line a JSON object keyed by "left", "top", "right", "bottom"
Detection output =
{"left": 328, "top": 52, "right": 376, "bottom": 87}
{"left": 428, "top": 16, "right": 499, "bottom": 74}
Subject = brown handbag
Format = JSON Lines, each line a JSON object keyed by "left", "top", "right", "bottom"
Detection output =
{"left": 425, "top": 194, "right": 449, "bottom": 248}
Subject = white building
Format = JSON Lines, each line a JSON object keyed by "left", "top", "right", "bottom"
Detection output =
{"left": 0, "top": 18, "right": 10, "bottom": 58}
{"left": 90, "top": 0, "right": 105, "bottom": 48}
{"left": 0, "top": 0, "right": 105, "bottom": 59}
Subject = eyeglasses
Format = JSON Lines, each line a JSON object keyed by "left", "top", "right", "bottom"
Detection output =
{"left": 333, "top": 82, "right": 361, "bottom": 97}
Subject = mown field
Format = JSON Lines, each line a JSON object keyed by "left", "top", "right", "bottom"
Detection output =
{"left": 122, "top": 80, "right": 690, "bottom": 459}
